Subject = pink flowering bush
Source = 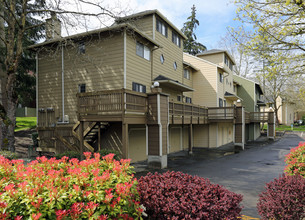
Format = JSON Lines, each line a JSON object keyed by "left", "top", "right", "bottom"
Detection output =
{"left": 284, "top": 142, "right": 305, "bottom": 177}
{"left": 257, "top": 174, "right": 305, "bottom": 220}
{"left": 0, "top": 152, "right": 142, "bottom": 219}
{"left": 138, "top": 171, "right": 243, "bottom": 220}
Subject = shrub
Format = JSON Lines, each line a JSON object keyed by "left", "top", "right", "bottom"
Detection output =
{"left": 138, "top": 171, "right": 243, "bottom": 220}
{"left": 0, "top": 152, "right": 142, "bottom": 219}
{"left": 97, "top": 149, "right": 121, "bottom": 161}
{"left": 257, "top": 174, "right": 305, "bottom": 220}
{"left": 55, "top": 151, "right": 82, "bottom": 160}
{"left": 284, "top": 142, "right": 305, "bottom": 177}
{"left": 0, "top": 150, "right": 19, "bottom": 159}
{"left": 55, "top": 149, "right": 121, "bottom": 161}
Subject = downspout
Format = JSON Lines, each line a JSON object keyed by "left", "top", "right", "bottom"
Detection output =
{"left": 123, "top": 30, "right": 126, "bottom": 89}
{"left": 61, "top": 44, "right": 65, "bottom": 122}
{"left": 36, "top": 52, "right": 39, "bottom": 125}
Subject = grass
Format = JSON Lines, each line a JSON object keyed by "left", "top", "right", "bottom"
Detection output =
{"left": 262, "top": 123, "right": 305, "bottom": 132}
{"left": 15, "top": 117, "right": 37, "bottom": 132}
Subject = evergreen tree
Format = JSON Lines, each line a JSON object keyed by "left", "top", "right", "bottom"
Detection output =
{"left": 181, "top": 5, "right": 207, "bottom": 55}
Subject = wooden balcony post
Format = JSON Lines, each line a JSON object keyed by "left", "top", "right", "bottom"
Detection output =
{"left": 79, "top": 121, "right": 84, "bottom": 160}
{"left": 267, "top": 111, "right": 275, "bottom": 140}
{"left": 98, "top": 122, "right": 101, "bottom": 151}
{"left": 188, "top": 124, "right": 193, "bottom": 154}
{"left": 122, "top": 122, "right": 129, "bottom": 159}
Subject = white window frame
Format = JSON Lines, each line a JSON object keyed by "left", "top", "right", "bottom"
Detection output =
{"left": 172, "top": 31, "right": 181, "bottom": 47}
{"left": 184, "top": 69, "right": 190, "bottom": 80}
{"left": 156, "top": 18, "right": 168, "bottom": 37}
{"left": 136, "top": 41, "right": 150, "bottom": 61}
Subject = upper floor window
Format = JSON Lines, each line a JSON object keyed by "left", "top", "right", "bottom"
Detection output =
{"left": 177, "top": 95, "right": 182, "bottom": 102}
{"left": 132, "top": 82, "right": 146, "bottom": 93}
{"left": 185, "top": 97, "right": 192, "bottom": 104}
{"left": 219, "top": 72, "right": 223, "bottom": 83}
{"left": 233, "top": 85, "right": 236, "bottom": 92}
{"left": 172, "top": 32, "right": 181, "bottom": 47}
{"left": 229, "top": 62, "right": 233, "bottom": 71}
{"left": 78, "top": 84, "right": 86, "bottom": 93}
{"left": 156, "top": 18, "right": 168, "bottom": 37}
{"left": 224, "top": 55, "right": 229, "bottom": 66}
{"left": 78, "top": 42, "right": 85, "bottom": 54}
{"left": 173, "top": 62, "right": 177, "bottom": 70}
{"left": 160, "top": 54, "right": 165, "bottom": 64}
{"left": 184, "top": 69, "right": 190, "bottom": 80}
{"left": 219, "top": 98, "right": 223, "bottom": 107}
{"left": 136, "top": 41, "right": 150, "bottom": 60}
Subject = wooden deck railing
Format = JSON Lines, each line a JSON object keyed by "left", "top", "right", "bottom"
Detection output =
{"left": 249, "top": 112, "right": 269, "bottom": 122}
{"left": 77, "top": 89, "right": 147, "bottom": 117}
{"left": 169, "top": 102, "right": 208, "bottom": 117}
{"left": 208, "top": 107, "right": 236, "bottom": 121}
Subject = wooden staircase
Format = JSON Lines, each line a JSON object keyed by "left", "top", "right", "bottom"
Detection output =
{"left": 72, "top": 121, "right": 108, "bottom": 152}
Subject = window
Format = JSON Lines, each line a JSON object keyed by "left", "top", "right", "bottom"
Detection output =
{"left": 224, "top": 100, "right": 227, "bottom": 107}
{"left": 172, "top": 31, "right": 181, "bottom": 47}
{"left": 219, "top": 72, "right": 223, "bottom": 83}
{"left": 177, "top": 95, "right": 182, "bottom": 102}
{"left": 78, "top": 84, "right": 86, "bottom": 93}
{"left": 229, "top": 61, "right": 233, "bottom": 71}
{"left": 132, "top": 82, "right": 146, "bottom": 93}
{"left": 78, "top": 42, "right": 85, "bottom": 54}
{"left": 219, "top": 98, "right": 223, "bottom": 107}
{"left": 185, "top": 97, "right": 192, "bottom": 103}
{"left": 173, "top": 61, "right": 177, "bottom": 70}
{"left": 224, "top": 55, "right": 229, "bottom": 66}
{"left": 233, "top": 85, "right": 236, "bottom": 92}
{"left": 160, "top": 54, "right": 165, "bottom": 64}
{"left": 136, "top": 41, "right": 150, "bottom": 60}
{"left": 156, "top": 18, "right": 168, "bottom": 37}
{"left": 184, "top": 69, "right": 190, "bottom": 80}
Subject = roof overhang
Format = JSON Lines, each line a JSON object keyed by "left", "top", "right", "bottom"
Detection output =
{"left": 257, "top": 100, "right": 266, "bottom": 106}
{"left": 183, "top": 61, "right": 199, "bottom": 71}
{"left": 224, "top": 92, "right": 242, "bottom": 101}
{"left": 29, "top": 23, "right": 160, "bottom": 50}
{"left": 156, "top": 80, "right": 194, "bottom": 92}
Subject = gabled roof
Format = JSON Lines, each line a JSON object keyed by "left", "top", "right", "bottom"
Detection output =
{"left": 115, "top": 9, "right": 187, "bottom": 40}
{"left": 183, "top": 53, "right": 222, "bottom": 69}
{"left": 183, "top": 61, "right": 199, "bottom": 71}
{"left": 196, "top": 49, "right": 236, "bottom": 65}
{"left": 233, "top": 74, "right": 264, "bottom": 95}
{"left": 29, "top": 23, "right": 160, "bottom": 50}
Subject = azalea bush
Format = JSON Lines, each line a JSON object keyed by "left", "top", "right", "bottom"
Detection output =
{"left": 257, "top": 174, "right": 305, "bottom": 220}
{"left": 284, "top": 142, "right": 305, "bottom": 177}
{"left": 138, "top": 171, "right": 243, "bottom": 220}
{"left": 0, "top": 152, "right": 142, "bottom": 219}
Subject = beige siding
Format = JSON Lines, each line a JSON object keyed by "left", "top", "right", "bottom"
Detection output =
{"left": 169, "top": 126, "right": 182, "bottom": 153}
{"left": 183, "top": 126, "right": 189, "bottom": 150}
{"left": 162, "top": 87, "right": 183, "bottom": 102}
{"left": 38, "top": 32, "right": 124, "bottom": 124}
{"left": 123, "top": 15, "right": 153, "bottom": 38}
{"left": 193, "top": 125, "right": 209, "bottom": 147}
{"left": 209, "top": 123, "right": 218, "bottom": 148}
{"left": 126, "top": 34, "right": 152, "bottom": 91}
{"left": 197, "top": 53, "right": 224, "bottom": 66}
{"left": 153, "top": 16, "right": 184, "bottom": 84}
{"left": 183, "top": 54, "right": 218, "bottom": 107}
{"left": 129, "top": 126, "right": 147, "bottom": 162}
{"left": 217, "top": 123, "right": 234, "bottom": 147}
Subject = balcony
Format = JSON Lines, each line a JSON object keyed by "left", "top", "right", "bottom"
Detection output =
{"left": 77, "top": 89, "right": 147, "bottom": 124}
{"left": 249, "top": 112, "right": 269, "bottom": 123}
{"left": 169, "top": 102, "right": 208, "bottom": 124}
{"left": 208, "top": 107, "right": 236, "bottom": 122}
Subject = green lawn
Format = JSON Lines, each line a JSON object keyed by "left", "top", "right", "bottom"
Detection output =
{"left": 15, "top": 117, "right": 37, "bottom": 132}
{"left": 263, "top": 124, "right": 305, "bottom": 131}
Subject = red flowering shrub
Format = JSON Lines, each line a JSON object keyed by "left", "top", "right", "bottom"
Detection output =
{"left": 0, "top": 152, "right": 142, "bottom": 219}
{"left": 284, "top": 142, "right": 305, "bottom": 176}
{"left": 138, "top": 171, "right": 243, "bottom": 220}
{"left": 257, "top": 174, "right": 305, "bottom": 220}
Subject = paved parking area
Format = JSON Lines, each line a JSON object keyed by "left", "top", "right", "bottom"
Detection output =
{"left": 134, "top": 132, "right": 305, "bottom": 218}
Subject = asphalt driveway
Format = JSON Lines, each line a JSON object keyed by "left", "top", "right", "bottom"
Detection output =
{"left": 134, "top": 132, "right": 305, "bottom": 218}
